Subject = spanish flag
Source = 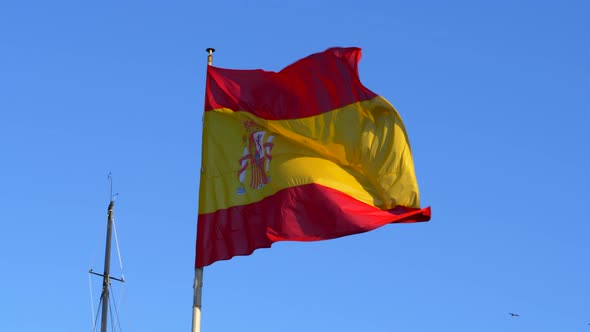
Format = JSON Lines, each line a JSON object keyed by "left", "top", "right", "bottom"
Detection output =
{"left": 196, "top": 47, "right": 431, "bottom": 268}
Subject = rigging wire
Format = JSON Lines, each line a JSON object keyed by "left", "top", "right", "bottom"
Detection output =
{"left": 91, "top": 276, "right": 127, "bottom": 332}
{"left": 89, "top": 273, "right": 96, "bottom": 331}
{"left": 92, "top": 295, "right": 103, "bottom": 332}
{"left": 120, "top": 283, "right": 132, "bottom": 332}
{"left": 112, "top": 217, "right": 125, "bottom": 281}
{"left": 109, "top": 297, "right": 116, "bottom": 332}
{"left": 111, "top": 286, "right": 124, "bottom": 332}
{"left": 112, "top": 213, "right": 128, "bottom": 316}
{"left": 110, "top": 173, "right": 126, "bottom": 326}
{"left": 88, "top": 197, "right": 107, "bottom": 330}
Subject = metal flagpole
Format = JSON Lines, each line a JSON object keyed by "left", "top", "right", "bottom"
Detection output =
{"left": 191, "top": 267, "right": 204, "bottom": 332}
{"left": 192, "top": 47, "right": 215, "bottom": 332}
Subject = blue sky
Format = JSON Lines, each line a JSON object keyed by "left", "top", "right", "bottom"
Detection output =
{"left": 1, "top": 0, "right": 589, "bottom": 331}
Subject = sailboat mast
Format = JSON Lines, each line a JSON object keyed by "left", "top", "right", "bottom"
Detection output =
{"left": 100, "top": 200, "right": 115, "bottom": 332}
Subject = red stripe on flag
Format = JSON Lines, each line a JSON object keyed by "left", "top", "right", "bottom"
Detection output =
{"left": 205, "top": 48, "right": 378, "bottom": 120}
{"left": 195, "top": 183, "right": 431, "bottom": 268}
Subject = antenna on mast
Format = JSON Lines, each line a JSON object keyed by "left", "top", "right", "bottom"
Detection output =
{"left": 107, "top": 172, "right": 118, "bottom": 202}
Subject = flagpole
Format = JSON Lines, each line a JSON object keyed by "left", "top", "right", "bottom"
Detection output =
{"left": 192, "top": 47, "right": 215, "bottom": 332}
{"left": 191, "top": 266, "right": 203, "bottom": 332}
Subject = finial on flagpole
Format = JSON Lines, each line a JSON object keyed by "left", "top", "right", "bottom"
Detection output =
{"left": 206, "top": 48, "right": 215, "bottom": 66}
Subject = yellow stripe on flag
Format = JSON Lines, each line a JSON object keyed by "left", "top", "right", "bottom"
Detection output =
{"left": 199, "top": 96, "right": 420, "bottom": 214}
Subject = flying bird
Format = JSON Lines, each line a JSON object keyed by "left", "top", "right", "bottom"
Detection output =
{"left": 509, "top": 313, "right": 520, "bottom": 317}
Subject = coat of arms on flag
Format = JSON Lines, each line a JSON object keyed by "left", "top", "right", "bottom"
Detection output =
{"left": 236, "top": 120, "right": 275, "bottom": 194}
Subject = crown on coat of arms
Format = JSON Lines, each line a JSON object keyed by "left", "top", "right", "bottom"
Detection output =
{"left": 243, "top": 120, "right": 261, "bottom": 133}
